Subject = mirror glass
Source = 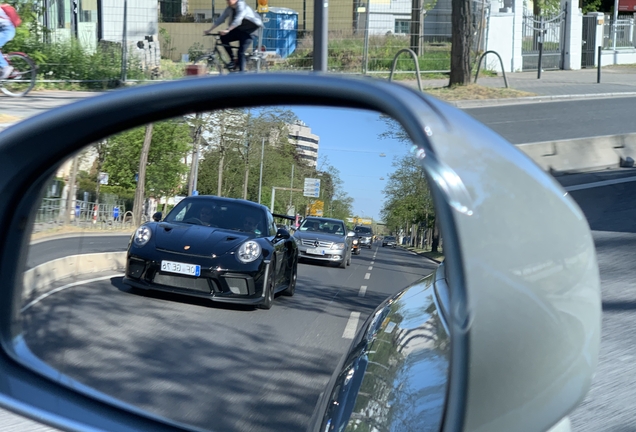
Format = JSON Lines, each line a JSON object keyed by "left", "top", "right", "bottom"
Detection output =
{"left": 19, "top": 105, "right": 445, "bottom": 431}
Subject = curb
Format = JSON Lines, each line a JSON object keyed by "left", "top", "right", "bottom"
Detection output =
{"left": 401, "top": 246, "right": 443, "bottom": 264}
{"left": 30, "top": 231, "right": 133, "bottom": 245}
{"left": 450, "top": 91, "right": 636, "bottom": 109}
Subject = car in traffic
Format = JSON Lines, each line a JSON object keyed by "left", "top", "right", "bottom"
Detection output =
{"left": 293, "top": 216, "right": 354, "bottom": 268}
{"left": 382, "top": 235, "right": 397, "bottom": 248}
{"left": 353, "top": 225, "right": 373, "bottom": 249}
{"left": 123, "top": 195, "right": 298, "bottom": 309}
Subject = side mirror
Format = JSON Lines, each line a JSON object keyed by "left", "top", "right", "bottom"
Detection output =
{"left": 0, "top": 74, "right": 601, "bottom": 432}
{"left": 152, "top": 212, "right": 162, "bottom": 222}
{"left": 275, "top": 228, "right": 290, "bottom": 239}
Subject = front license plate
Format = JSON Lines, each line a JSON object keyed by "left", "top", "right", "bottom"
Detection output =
{"left": 161, "top": 260, "right": 201, "bottom": 277}
{"left": 306, "top": 247, "right": 325, "bottom": 255}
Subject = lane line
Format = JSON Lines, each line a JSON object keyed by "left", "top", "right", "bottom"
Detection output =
{"left": 364, "top": 273, "right": 371, "bottom": 280}
{"left": 22, "top": 274, "right": 121, "bottom": 312}
{"left": 342, "top": 312, "right": 361, "bottom": 339}
{"left": 564, "top": 176, "right": 636, "bottom": 192}
{"left": 370, "top": 261, "right": 374, "bottom": 265}
{"left": 359, "top": 285, "right": 367, "bottom": 297}
{"left": 368, "top": 266, "right": 373, "bottom": 271}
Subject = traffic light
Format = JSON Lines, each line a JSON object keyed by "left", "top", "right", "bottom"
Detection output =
{"left": 257, "top": 0, "right": 268, "bottom": 13}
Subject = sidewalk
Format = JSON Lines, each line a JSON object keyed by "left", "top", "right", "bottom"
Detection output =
{"left": 399, "top": 65, "right": 636, "bottom": 107}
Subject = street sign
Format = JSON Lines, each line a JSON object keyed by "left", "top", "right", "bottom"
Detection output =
{"left": 98, "top": 172, "right": 109, "bottom": 185}
{"left": 303, "top": 178, "right": 321, "bottom": 198}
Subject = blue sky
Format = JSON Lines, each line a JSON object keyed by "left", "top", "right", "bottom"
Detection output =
{"left": 290, "top": 106, "right": 410, "bottom": 221}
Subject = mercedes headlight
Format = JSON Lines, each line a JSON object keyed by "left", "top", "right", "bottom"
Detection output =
{"left": 237, "top": 241, "right": 262, "bottom": 263}
{"left": 331, "top": 243, "right": 346, "bottom": 250}
{"left": 133, "top": 225, "right": 152, "bottom": 247}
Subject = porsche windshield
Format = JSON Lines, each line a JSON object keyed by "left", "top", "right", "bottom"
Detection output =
{"left": 164, "top": 198, "right": 267, "bottom": 235}
{"left": 299, "top": 218, "right": 345, "bottom": 235}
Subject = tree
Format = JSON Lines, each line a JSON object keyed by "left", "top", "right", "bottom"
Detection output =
{"left": 101, "top": 119, "right": 191, "bottom": 206}
{"left": 449, "top": 0, "right": 473, "bottom": 86}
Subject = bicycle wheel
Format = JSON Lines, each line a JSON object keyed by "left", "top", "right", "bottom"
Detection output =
{"left": 1, "top": 53, "right": 37, "bottom": 97}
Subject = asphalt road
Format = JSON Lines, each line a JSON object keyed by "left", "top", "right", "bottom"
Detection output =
{"left": 28, "top": 234, "right": 131, "bottom": 269}
{"left": 4, "top": 92, "right": 636, "bottom": 146}
{"left": 19, "top": 241, "right": 437, "bottom": 432}
{"left": 564, "top": 171, "right": 636, "bottom": 432}
{"left": 464, "top": 97, "right": 636, "bottom": 144}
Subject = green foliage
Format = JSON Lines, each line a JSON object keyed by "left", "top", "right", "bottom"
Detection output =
{"left": 194, "top": 108, "right": 353, "bottom": 218}
{"left": 285, "top": 33, "right": 451, "bottom": 73}
{"left": 101, "top": 120, "right": 192, "bottom": 198}
{"left": 188, "top": 42, "right": 206, "bottom": 61}
{"left": 159, "top": 27, "right": 175, "bottom": 59}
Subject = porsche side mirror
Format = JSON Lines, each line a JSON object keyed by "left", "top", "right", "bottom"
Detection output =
{"left": 0, "top": 74, "right": 600, "bottom": 432}
{"left": 152, "top": 211, "right": 162, "bottom": 222}
{"left": 275, "top": 228, "right": 290, "bottom": 239}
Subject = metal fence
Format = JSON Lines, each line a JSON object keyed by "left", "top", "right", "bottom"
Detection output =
{"left": 34, "top": 198, "right": 132, "bottom": 233}
{"left": 157, "top": 0, "right": 489, "bottom": 75}
{"left": 604, "top": 14, "right": 636, "bottom": 49}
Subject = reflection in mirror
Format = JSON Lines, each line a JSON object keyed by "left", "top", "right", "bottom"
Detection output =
{"left": 20, "top": 105, "right": 447, "bottom": 432}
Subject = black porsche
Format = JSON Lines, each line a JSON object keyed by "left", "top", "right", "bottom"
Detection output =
{"left": 123, "top": 195, "right": 298, "bottom": 309}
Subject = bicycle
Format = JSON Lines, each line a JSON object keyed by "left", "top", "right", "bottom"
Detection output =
{"left": 0, "top": 52, "right": 37, "bottom": 97}
{"left": 194, "top": 34, "right": 268, "bottom": 74}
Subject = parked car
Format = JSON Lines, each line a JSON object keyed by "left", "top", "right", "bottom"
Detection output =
{"left": 293, "top": 216, "right": 354, "bottom": 268}
{"left": 123, "top": 195, "right": 298, "bottom": 309}
{"left": 382, "top": 235, "right": 397, "bottom": 248}
{"left": 353, "top": 225, "right": 373, "bottom": 249}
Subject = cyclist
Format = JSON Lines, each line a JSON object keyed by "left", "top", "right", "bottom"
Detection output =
{"left": 0, "top": 3, "right": 17, "bottom": 79}
{"left": 203, "top": 0, "right": 263, "bottom": 73}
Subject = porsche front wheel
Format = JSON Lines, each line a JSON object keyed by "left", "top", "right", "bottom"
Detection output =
{"left": 259, "top": 260, "right": 275, "bottom": 309}
{"left": 283, "top": 260, "right": 297, "bottom": 296}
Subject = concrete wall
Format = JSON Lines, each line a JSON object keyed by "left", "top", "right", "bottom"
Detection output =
{"left": 517, "top": 133, "right": 636, "bottom": 174}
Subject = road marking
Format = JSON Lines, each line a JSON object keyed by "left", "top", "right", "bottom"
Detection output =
{"left": 368, "top": 266, "right": 373, "bottom": 270}
{"left": 359, "top": 285, "right": 367, "bottom": 297}
{"left": 370, "top": 261, "right": 374, "bottom": 265}
{"left": 564, "top": 176, "right": 636, "bottom": 192}
{"left": 22, "top": 274, "right": 120, "bottom": 312}
{"left": 364, "top": 273, "right": 371, "bottom": 279}
{"left": 410, "top": 252, "right": 417, "bottom": 255}
{"left": 342, "top": 312, "right": 361, "bottom": 339}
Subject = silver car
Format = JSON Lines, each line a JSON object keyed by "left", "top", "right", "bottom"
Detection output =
{"left": 294, "top": 217, "right": 354, "bottom": 269}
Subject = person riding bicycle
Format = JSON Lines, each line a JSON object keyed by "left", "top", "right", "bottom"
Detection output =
{"left": 0, "top": 3, "right": 18, "bottom": 79}
{"left": 203, "top": 0, "right": 263, "bottom": 72}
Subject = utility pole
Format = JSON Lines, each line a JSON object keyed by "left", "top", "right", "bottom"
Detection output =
{"left": 133, "top": 123, "right": 153, "bottom": 225}
{"left": 313, "top": 0, "right": 328, "bottom": 71}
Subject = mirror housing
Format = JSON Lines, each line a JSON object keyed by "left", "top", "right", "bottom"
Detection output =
{"left": 0, "top": 74, "right": 601, "bottom": 432}
{"left": 275, "top": 228, "right": 290, "bottom": 239}
{"left": 346, "top": 231, "right": 355, "bottom": 237}
{"left": 152, "top": 212, "right": 162, "bottom": 222}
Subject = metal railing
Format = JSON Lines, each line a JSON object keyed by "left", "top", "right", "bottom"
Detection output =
{"left": 604, "top": 15, "right": 636, "bottom": 49}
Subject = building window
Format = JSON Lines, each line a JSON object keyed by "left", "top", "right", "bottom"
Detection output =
{"left": 395, "top": 19, "right": 410, "bottom": 34}
{"left": 288, "top": 134, "right": 319, "bottom": 145}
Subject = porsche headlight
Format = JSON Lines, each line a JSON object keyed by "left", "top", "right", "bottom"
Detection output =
{"left": 237, "top": 241, "right": 262, "bottom": 263}
{"left": 133, "top": 225, "right": 152, "bottom": 247}
{"left": 331, "top": 243, "right": 346, "bottom": 250}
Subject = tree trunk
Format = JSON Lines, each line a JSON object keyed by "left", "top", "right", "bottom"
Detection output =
{"left": 188, "top": 113, "right": 202, "bottom": 196}
{"left": 133, "top": 123, "right": 153, "bottom": 226}
{"left": 217, "top": 150, "right": 225, "bottom": 197}
{"left": 431, "top": 218, "right": 440, "bottom": 253}
{"left": 64, "top": 155, "right": 79, "bottom": 225}
{"left": 243, "top": 163, "right": 249, "bottom": 199}
{"left": 449, "top": 0, "right": 473, "bottom": 86}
